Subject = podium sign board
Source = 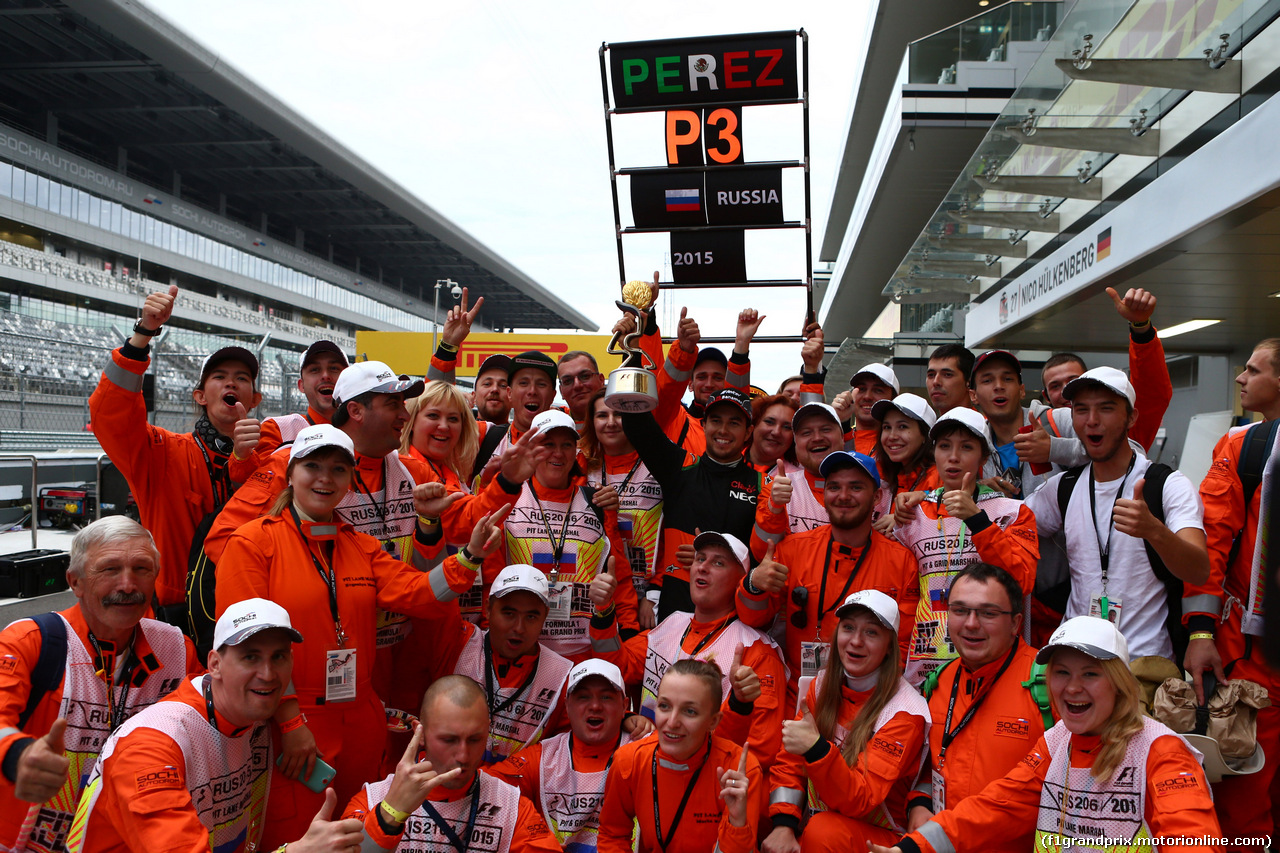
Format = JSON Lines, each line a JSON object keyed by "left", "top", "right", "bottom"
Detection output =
{"left": 599, "top": 30, "right": 812, "bottom": 337}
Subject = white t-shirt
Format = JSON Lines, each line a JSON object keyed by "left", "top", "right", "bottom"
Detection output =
{"left": 1025, "top": 453, "right": 1204, "bottom": 658}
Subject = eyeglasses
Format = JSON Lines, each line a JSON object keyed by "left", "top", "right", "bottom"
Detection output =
{"left": 790, "top": 586, "right": 809, "bottom": 629}
{"left": 946, "top": 604, "right": 1015, "bottom": 623}
{"left": 559, "top": 371, "right": 598, "bottom": 388}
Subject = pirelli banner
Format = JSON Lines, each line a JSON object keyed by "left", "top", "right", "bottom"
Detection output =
{"left": 600, "top": 30, "right": 812, "bottom": 320}
{"left": 355, "top": 331, "right": 618, "bottom": 379}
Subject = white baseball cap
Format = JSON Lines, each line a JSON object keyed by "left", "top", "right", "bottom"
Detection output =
{"left": 792, "top": 401, "right": 842, "bottom": 429}
{"left": 291, "top": 424, "right": 355, "bottom": 462}
{"left": 566, "top": 659, "right": 626, "bottom": 694}
{"left": 331, "top": 361, "right": 424, "bottom": 424}
{"left": 491, "top": 564, "right": 551, "bottom": 605}
{"left": 930, "top": 406, "right": 995, "bottom": 454}
{"left": 834, "top": 589, "right": 900, "bottom": 632}
{"left": 214, "top": 598, "right": 303, "bottom": 649}
{"left": 871, "top": 393, "right": 937, "bottom": 430}
{"left": 1063, "top": 366, "right": 1136, "bottom": 408}
{"left": 1036, "top": 616, "right": 1130, "bottom": 667}
{"left": 850, "top": 363, "right": 900, "bottom": 394}
{"left": 692, "top": 531, "right": 750, "bottom": 573}
{"left": 530, "top": 409, "right": 578, "bottom": 437}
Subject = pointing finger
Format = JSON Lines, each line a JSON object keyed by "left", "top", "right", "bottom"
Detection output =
{"left": 402, "top": 720, "right": 423, "bottom": 763}
{"left": 739, "top": 742, "right": 749, "bottom": 773}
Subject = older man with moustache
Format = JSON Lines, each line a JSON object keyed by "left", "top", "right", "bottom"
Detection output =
{"left": 0, "top": 517, "right": 201, "bottom": 853}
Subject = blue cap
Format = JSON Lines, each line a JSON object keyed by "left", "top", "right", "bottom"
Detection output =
{"left": 818, "top": 450, "right": 880, "bottom": 488}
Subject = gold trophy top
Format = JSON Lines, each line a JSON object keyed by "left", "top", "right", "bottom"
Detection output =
{"left": 608, "top": 280, "right": 656, "bottom": 369}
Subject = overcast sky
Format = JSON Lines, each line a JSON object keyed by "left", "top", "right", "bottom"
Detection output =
{"left": 145, "top": 0, "right": 871, "bottom": 391}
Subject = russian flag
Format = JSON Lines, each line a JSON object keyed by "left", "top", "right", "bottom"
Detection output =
{"left": 617, "top": 517, "right": 634, "bottom": 541}
{"left": 143, "top": 194, "right": 162, "bottom": 206}
{"left": 531, "top": 551, "right": 577, "bottom": 573}
{"left": 665, "top": 188, "right": 700, "bottom": 212}
{"left": 930, "top": 588, "right": 949, "bottom": 612}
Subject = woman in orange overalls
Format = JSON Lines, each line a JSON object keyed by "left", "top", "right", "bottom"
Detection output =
{"left": 216, "top": 423, "right": 498, "bottom": 848}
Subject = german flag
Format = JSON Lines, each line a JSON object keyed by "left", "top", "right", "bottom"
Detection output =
{"left": 1097, "top": 227, "right": 1112, "bottom": 260}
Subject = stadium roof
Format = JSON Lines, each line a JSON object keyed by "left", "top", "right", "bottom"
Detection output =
{"left": 0, "top": 0, "right": 595, "bottom": 331}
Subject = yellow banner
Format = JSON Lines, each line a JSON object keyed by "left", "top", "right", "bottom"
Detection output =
{"left": 354, "top": 331, "right": 621, "bottom": 378}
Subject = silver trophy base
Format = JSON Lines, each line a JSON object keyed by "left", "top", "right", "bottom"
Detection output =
{"left": 604, "top": 367, "right": 658, "bottom": 413}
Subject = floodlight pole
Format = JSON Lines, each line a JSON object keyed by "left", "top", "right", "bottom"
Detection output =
{"left": 432, "top": 279, "right": 453, "bottom": 352}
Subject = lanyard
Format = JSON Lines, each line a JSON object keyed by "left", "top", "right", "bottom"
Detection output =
{"left": 814, "top": 534, "right": 872, "bottom": 639}
{"left": 1087, "top": 454, "right": 1137, "bottom": 599}
{"left": 680, "top": 615, "right": 737, "bottom": 658}
{"left": 608, "top": 458, "right": 643, "bottom": 497}
{"left": 419, "top": 774, "right": 481, "bottom": 853}
{"left": 529, "top": 483, "right": 575, "bottom": 583}
{"left": 482, "top": 633, "right": 541, "bottom": 717}
{"left": 937, "top": 643, "right": 1018, "bottom": 769}
{"left": 288, "top": 505, "right": 348, "bottom": 646}
{"left": 352, "top": 459, "right": 389, "bottom": 523}
{"left": 651, "top": 742, "right": 708, "bottom": 851}
{"left": 568, "top": 732, "right": 621, "bottom": 772}
{"left": 87, "top": 630, "right": 135, "bottom": 733}
{"left": 194, "top": 433, "right": 231, "bottom": 508}
{"left": 936, "top": 488, "right": 968, "bottom": 568}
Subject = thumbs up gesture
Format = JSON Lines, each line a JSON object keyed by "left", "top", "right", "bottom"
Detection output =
{"left": 728, "top": 643, "right": 761, "bottom": 704}
{"left": 782, "top": 707, "right": 821, "bottom": 756}
{"left": 769, "top": 474, "right": 793, "bottom": 512}
{"left": 1013, "top": 416, "right": 1052, "bottom": 464}
{"left": 1113, "top": 477, "right": 1158, "bottom": 540}
{"left": 590, "top": 556, "right": 618, "bottom": 614}
{"left": 750, "top": 540, "right": 789, "bottom": 595}
{"left": 942, "top": 471, "right": 980, "bottom": 521}
{"left": 141, "top": 284, "right": 179, "bottom": 330}
{"left": 231, "top": 401, "right": 261, "bottom": 460}
{"left": 1107, "top": 285, "right": 1156, "bottom": 327}
{"left": 14, "top": 717, "right": 70, "bottom": 803}
{"left": 677, "top": 307, "right": 701, "bottom": 353}
{"left": 290, "top": 787, "right": 365, "bottom": 852}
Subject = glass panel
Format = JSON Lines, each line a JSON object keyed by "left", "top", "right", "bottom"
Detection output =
{"left": 23, "top": 170, "right": 37, "bottom": 207}
{"left": 48, "top": 178, "right": 60, "bottom": 215}
{"left": 36, "top": 176, "right": 49, "bottom": 210}
{"left": 11, "top": 168, "right": 25, "bottom": 204}
{"left": 0, "top": 162, "right": 10, "bottom": 198}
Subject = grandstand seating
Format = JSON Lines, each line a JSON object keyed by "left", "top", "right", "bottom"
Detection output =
{"left": 0, "top": 241, "right": 357, "bottom": 351}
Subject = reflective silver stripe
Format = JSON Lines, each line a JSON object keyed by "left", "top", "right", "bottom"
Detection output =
{"left": 739, "top": 591, "right": 770, "bottom": 611}
{"left": 799, "top": 390, "right": 824, "bottom": 406}
{"left": 727, "top": 372, "right": 748, "bottom": 390}
{"left": 592, "top": 634, "right": 622, "bottom": 654}
{"left": 664, "top": 360, "right": 691, "bottom": 382}
{"left": 770, "top": 786, "right": 804, "bottom": 806}
{"left": 428, "top": 565, "right": 457, "bottom": 602}
{"left": 427, "top": 362, "right": 455, "bottom": 383}
{"left": 1182, "top": 593, "right": 1222, "bottom": 617}
{"left": 103, "top": 359, "right": 145, "bottom": 393}
{"left": 919, "top": 821, "right": 955, "bottom": 853}
{"left": 0, "top": 727, "right": 22, "bottom": 740}
{"left": 753, "top": 523, "right": 783, "bottom": 545}
{"left": 360, "top": 828, "right": 386, "bottom": 853}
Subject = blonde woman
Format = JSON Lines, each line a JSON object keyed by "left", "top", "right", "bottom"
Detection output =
{"left": 400, "top": 379, "right": 479, "bottom": 493}
{"left": 766, "top": 590, "right": 930, "bottom": 853}
{"left": 871, "top": 617, "right": 1222, "bottom": 853}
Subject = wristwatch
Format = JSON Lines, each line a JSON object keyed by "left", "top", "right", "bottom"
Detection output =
{"left": 133, "top": 320, "right": 161, "bottom": 337}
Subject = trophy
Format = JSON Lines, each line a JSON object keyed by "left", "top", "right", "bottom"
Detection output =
{"left": 604, "top": 280, "right": 659, "bottom": 412}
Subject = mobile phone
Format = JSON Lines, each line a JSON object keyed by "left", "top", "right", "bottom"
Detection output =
{"left": 277, "top": 754, "right": 336, "bottom": 793}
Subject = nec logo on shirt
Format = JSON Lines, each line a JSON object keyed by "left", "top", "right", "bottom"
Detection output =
{"left": 728, "top": 490, "right": 757, "bottom": 504}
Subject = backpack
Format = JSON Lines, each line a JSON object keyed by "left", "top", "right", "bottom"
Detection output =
{"left": 1225, "top": 419, "right": 1279, "bottom": 569}
{"left": 1055, "top": 461, "right": 1186, "bottom": 662}
{"left": 471, "top": 423, "right": 509, "bottom": 484}
{"left": 920, "top": 655, "right": 1053, "bottom": 731}
{"left": 17, "top": 612, "right": 68, "bottom": 730}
